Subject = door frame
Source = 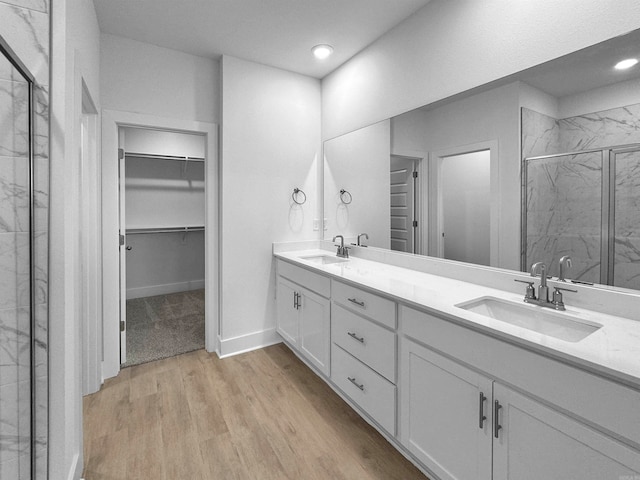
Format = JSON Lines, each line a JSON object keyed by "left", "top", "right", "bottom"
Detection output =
{"left": 430, "top": 140, "right": 499, "bottom": 266}
{"left": 101, "top": 109, "right": 219, "bottom": 379}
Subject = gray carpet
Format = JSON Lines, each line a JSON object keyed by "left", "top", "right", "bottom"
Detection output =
{"left": 124, "top": 289, "right": 205, "bottom": 367}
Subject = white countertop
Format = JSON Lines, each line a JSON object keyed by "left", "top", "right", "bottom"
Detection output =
{"left": 275, "top": 248, "right": 640, "bottom": 389}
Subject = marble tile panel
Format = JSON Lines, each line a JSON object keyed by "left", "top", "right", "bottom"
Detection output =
{"left": 0, "top": 380, "right": 19, "bottom": 463}
{"left": 0, "top": 79, "right": 29, "bottom": 158}
{"left": 0, "top": 307, "right": 30, "bottom": 387}
{"left": 0, "top": 4, "right": 49, "bottom": 86}
{"left": 34, "top": 303, "right": 46, "bottom": 378}
{"left": 0, "top": 156, "right": 30, "bottom": 234}
{"left": 522, "top": 108, "right": 561, "bottom": 158}
{"left": 34, "top": 84, "right": 48, "bottom": 161}
{"left": 17, "top": 378, "right": 30, "bottom": 456}
{"left": 559, "top": 103, "right": 640, "bottom": 152}
{"left": 34, "top": 374, "right": 46, "bottom": 451}
{"left": 0, "top": 232, "right": 30, "bottom": 310}
{"left": 614, "top": 235, "right": 640, "bottom": 291}
{"left": 0, "top": 0, "right": 49, "bottom": 14}
{"left": 33, "top": 231, "right": 47, "bottom": 305}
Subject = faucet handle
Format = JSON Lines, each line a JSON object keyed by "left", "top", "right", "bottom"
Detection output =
{"left": 552, "top": 286, "right": 577, "bottom": 311}
{"left": 514, "top": 279, "right": 536, "bottom": 301}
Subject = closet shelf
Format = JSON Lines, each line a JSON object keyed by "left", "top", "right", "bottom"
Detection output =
{"left": 125, "top": 151, "right": 205, "bottom": 162}
{"left": 126, "top": 226, "right": 205, "bottom": 235}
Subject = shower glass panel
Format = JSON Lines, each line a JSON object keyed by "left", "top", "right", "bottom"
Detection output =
{"left": 614, "top": 148, "right": 640, "bottom": 290}
{"left": 0, "top": 39, "right": 35, "bottom": 479}
{"left": 525, "top": 151, "right": 603, "bottom": 283}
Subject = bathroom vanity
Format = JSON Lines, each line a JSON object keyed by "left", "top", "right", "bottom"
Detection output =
{"left": 273, "top": 242, "right": 640, "bottom": 480}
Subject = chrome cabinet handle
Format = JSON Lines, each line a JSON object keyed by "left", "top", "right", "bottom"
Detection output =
{"left": 126, "top": 245, "right": 132, "bottom": 251}
{"left": 348, "top": 297, "right": 365, "bottom": 307}
{"left": 479, "top": 392, "right": 487, "bottom": 429}
{"left": 494, "top": 400, "right": 502, "bottom": 438}
{"left": 348, "top": 376, "right": 364, "bottom": 391}
{"left": 347, "top": 331, "right": 365, "bottom": 343}
{"left": 293, "top": 292, "right": 301, "bottom": 309}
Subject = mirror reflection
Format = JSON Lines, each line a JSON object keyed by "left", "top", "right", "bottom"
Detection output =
{"left": 323, "top": 28, "right": 640, "bottom": 291}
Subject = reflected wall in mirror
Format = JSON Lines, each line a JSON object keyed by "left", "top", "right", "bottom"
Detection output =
{"left": 323, "top": 28, "right": 640, "bottom": 291}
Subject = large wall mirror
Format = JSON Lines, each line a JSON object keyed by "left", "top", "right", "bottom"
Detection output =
{"left": 323, "top": 28, "right": 640, "bottom": 292}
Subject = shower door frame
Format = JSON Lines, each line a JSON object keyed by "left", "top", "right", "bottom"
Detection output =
{"left": 0, "top": 33, "right": 37, "bottom": 478}
{"left": 521, "top": 142, "right": 640, "bottom": 287}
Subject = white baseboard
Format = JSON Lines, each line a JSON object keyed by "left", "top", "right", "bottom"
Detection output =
{"left": 218, "top": 328, "right": 282, "bottom": 358}
{"left": 126, "top": 280, "right": 205, "bottom": 299}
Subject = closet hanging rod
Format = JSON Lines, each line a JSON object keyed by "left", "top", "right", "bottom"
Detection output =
{"left": 126, "top": 226, "right": 205, "bottom": 235}
{"left": 124, "top": 151, "right": 205, "bottom": 162}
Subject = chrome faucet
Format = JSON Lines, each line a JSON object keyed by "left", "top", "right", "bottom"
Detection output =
{"left": 515, "top": 261, "right": 576, "bottom": 311}
{"left": 531, "top": 262, "right": 549, "bottom": 303}
{"left": 333, "top": 235, "right": 350, "bottom": 258}
{"left": 357, "top": 233, "right": 369, "bottom": 247}
{"left": 559, "top": 255, "right": 572, "bottom": 281}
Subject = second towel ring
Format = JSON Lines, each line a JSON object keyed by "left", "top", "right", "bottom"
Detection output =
{"left": 292, "top": 188, "right": 307, "bottom": 205}
{"left": 340, "top": 189, "right": 352, "bottom": 204}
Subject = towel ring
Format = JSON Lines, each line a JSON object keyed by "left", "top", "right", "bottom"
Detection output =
{"left": 292, "top": 188, "right": 307, "bottom": 205}
{"left": 339, "top": 189, "right": 352, "bottom": 204}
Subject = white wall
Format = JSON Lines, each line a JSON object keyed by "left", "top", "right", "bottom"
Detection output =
{"left": 220, "top": 55, "right": 321, "bottom": 355}
{"left": 322, "top": 0, "right": 640, "bottom": 140}
{"left": 50, "top": 0, "right": 101, "bottom": 478}
{"left": 100, "top": 33, "right": 220, "bottom": 124}
{"left": 392, "top": 82, "right": 520, "bottom": 269}
{"left": 324, "top": 120, "right": 391, "bottom": 248}
{"left": 559, "top": 77, "right": 640, "bottom": 119}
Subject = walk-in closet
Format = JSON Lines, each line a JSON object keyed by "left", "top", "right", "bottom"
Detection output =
{"left": 120, "top": 127, "right": 206, "bottom": 366}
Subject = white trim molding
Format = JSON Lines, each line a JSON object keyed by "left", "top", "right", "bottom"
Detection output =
{"left": 101, "top": 109, "right": 219, "bottom": 379}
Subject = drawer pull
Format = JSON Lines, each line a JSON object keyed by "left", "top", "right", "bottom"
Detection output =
{"left": 348, "top": 297, "right": 365, "bottom": 307}
{"left": 347, "top": 376, "right": 365, "bottom": 391}
{"left": 494, "top": 400, "right": 502, "bottom": 438}
{"left": 347, "top": 331, "right": 365, "bottom": 343}
{"left": 479, "top": 392, "right": 487, "bottom": 429}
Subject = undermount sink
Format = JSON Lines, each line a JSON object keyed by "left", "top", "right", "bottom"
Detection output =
{"left": 456, "top": 296, "right": 602, "bottom": 343}
{"left": 299, "top": 254, "right": 349, "bottom": 265}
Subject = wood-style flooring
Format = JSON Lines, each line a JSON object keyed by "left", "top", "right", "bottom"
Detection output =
{"left": 83, "top": 344, "right": 428, "bottom": 479}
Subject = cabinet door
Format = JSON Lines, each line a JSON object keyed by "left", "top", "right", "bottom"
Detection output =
{"left": 276, "top": 277, "right": 299, "bottom": 347}
{"left": 493, "top": 383, "right": 640, "bottom": 480}
{"left": 400, "top": 338, "right": 493, "bottom": 480}
{"left": 299, "top": 288, "right": 331, "bottom": 376}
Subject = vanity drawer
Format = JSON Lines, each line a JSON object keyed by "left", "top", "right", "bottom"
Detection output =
{"left": 332, "top": 344, "right": 396, "bottom": 435}
{"left": 332, "top": 280, "right": 396, "bottom": 329}
{"left": 332, "top": 304, "right": 396, "bottom": 383}
{"left": 277, "top": 259, "right": 330, "bottom": 298}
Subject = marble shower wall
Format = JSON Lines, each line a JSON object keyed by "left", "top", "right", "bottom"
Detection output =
{"left": 0, "top": 1, "right": 50, "bottom": 479}
{"left": 523, "top": 105, "right": 640, "bottom": 289}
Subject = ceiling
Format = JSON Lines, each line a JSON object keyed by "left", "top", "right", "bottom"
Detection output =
{"left": 92, "top": 0, "right": 431, "bottom": 78}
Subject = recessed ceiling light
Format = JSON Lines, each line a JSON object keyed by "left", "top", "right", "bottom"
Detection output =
{"left": 312, "top": 44, "right": 333, "bottom": 60}
{"left": 614, "top": 58, "right": 638, "bottom": 70}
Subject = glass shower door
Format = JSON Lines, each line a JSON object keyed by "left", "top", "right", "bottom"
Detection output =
{"left": 0, "top": 39, "right": 35, "bottom": 479}
{"left": 525, "top": 151, "right": 603, "bottom": 283}
{"left": 613, "top": 148, "right": 640, "bottom": 290}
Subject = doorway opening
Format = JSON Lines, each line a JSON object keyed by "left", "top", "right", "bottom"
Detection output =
{"left": 119, "top": 127, "right": 207, "bottom": 367}
{"left": 433, "top": 148, "right": 491, "bottom": 266}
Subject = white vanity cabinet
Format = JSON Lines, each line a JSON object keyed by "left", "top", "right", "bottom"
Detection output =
{"left": 331, "top": 280, "right": 398, "bottom": 435}
{"left": 276, "top": 260, "right": 331, "bottom": 376}
{"left": 400, "top": 306, "right": 640, "bottom": 480}
{"left": 492, "top": 383, "right": 640, "bottom": 480}
{"left": 401, "top": 338, "right": 493, "bottom": 480}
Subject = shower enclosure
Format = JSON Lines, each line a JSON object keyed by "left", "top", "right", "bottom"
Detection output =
{"left": 523, "top": 144, "right": 640, "bottom": 290}
{"left": 0, "top": 36, "right": 38, "bottom": 478}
